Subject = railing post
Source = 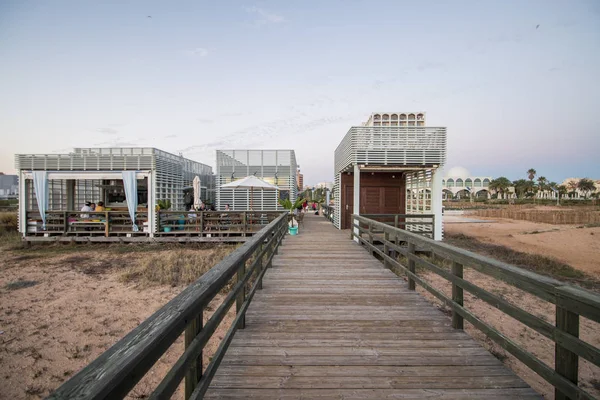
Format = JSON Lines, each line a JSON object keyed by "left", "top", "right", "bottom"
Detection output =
{"left": 236, "top": 261, "right": 246, "bottom": 330}
{"left": 350, "top": 215, "right": 354, "bottom": 240}
{"left": 555, "top": 304, "right": 579, "bottom": 400}
{"left": 257, "top": 244, "right": 264, "bottom": 290}
{"left": 63, "top": 211, "right": 68, "bottom": 234}
{"left": 104, "top": 211, "right": 109, "bottom": 237}
{"left": 394, "top": 214, "right": 399, "bottom": 229}
{"left": 383, "top": 230, "right": 390, "bottom": 269}
{"left": 184, "top": 309, "right": 203, "bottom": 399}
{"left": 242, "top": 212, "right": 247, "bottom": 237}
{"left": 199, "top": 211, "right": 204, "bottom": 235}
{"left": 407, "top": 242, "right": 416, "bottom": 290}
{"left": 368, "top": 222, "right": 374, "bottom": 256}
{"left": 451, "top": 261, "right": 464, "bottom": 330}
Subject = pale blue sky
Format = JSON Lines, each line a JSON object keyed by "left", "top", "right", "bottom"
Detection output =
{"left": 1, "top": 0, "right": 599, "bottom": 184}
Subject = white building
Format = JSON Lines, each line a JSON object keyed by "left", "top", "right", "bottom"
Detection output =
{"left": 334, "top": 111, "right": 446, "bottom": 240}
{"left": 442, "top": 167, "right": 492, "bottom": 200}
{"left": 15, "top": 147, "right": 213, "bottom": 237}
{"left": 216, "top": 150, "right": 298, "bottom": 211}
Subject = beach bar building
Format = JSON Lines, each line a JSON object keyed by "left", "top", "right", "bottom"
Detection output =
{"left": 15, "top": 148, "right": 213, "bottom": 238}
{"left": 216, "top": 150, "right": 298, "bottom": 211}
{"left": 334, "top": 112, "right": 447, "bottom": 240}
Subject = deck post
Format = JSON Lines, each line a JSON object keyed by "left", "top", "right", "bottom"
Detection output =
{"left": 184, "top": 309, "right": 203, "bottom": 399}
{"left": 451, "top": 261, "right": 464, "bottom": 329}
{"left": 383, "top": 230, "right": 390, "bottom": 269}
{"left": 353, "top": 164, "right": 360, "bottom": 242}
{"left": 394, "top": 214, "right": 399, "bottom": 229}
{"left": 368, "top": 222, "right": 374, "bottom": 256}
{"left": 431, "top": 168, "right": 443, "bottom": 240}
{"left": 236, "top": 261, "right": 246, "bottom": 330}
{"left": 407, "top": 242, "right": 416, "bottom": 290}
{"left": 257, "top": 243, "right": 264, "bottom": 290}
{"left": 555, "top": 304, "right": 579, "bottom": 400}
{"left": 199, "top": 212, "right": 204, "bottom": 236}
{"left": 242, "top": 212, "right": 247, "bottom": 237}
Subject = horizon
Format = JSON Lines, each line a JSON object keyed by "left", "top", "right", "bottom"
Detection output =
{"left": 1, "top": 1, "right": 599, "bottom": 184}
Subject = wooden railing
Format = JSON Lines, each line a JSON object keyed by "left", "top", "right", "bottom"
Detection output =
{"left": 48, "top": 212, "right": 289, "bottom": 400}
{"left": 24, "top": 210, "right": 282, "bottom": 237}
{"left": 352, "top": 214, "right": 600, "bottom": 400}
{"left": 321, "top": 204, "right": 334, "bottom": 221}
{"left": 157, "top": 211, "right": 282, "bottom": 237}
{"left": 25, "top": 210, "right": 149, "bottom": 236}
{"left": 360, "top": 213, "right": 435, "bottom": 239}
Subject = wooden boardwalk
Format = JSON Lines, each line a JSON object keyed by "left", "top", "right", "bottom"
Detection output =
{"left": 206, "top": 213, "right": 541, "bottom": 399}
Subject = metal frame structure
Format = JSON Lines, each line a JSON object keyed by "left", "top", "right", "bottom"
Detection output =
{"left": 215, "top": 150, "right": 298, "bottom": 211}
{"left": 15, "top": 148, "right": 213, "bottom": 236}
{"left": 334, "top": 124, "right": 446, "bottom": 239}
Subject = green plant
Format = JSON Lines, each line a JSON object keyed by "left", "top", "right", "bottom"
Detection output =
{"left": 279, "top": 197, "right": 304, "bottom": 227}
{"left": 156, "top": 199, "right": 171, "bottom": 210}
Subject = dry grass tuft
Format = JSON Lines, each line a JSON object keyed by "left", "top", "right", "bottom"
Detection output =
{"left": 120, "top": 246, "right": 235, "bottom": 287}
{"left": 0, "top": 212, "right": 18, "bottom": 233}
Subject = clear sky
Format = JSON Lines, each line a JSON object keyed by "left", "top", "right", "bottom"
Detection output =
{"left": 1, "top": 0, "right": 599, "bottom": 184}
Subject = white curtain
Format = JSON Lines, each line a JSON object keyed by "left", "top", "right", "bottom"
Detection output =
{"left": 32, "top": 171, "right": 49, "bottom": 230}
{"left": 122, "top": 171, "right": 139, "bottom": 232}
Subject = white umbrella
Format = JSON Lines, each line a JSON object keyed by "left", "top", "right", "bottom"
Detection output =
{"left": 192, "top": 176, "right": 202, "bottom": 209}
{"left": 220, "top": 175, "right": 280, "bottom": 210}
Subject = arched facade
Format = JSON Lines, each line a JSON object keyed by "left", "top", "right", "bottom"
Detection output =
{"left": 442, "top": 166, "right": 492, "bottom": 200}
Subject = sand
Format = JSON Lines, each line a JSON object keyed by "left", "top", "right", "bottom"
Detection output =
{"left": 0, "top": 249, "right": 234, "bottom": 400}
{"left": 445, "top": 215, "right": 600, "bottom": 277}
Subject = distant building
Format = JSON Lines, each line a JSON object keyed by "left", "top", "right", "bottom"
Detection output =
{"left": 334, "top": 111, "right": 446, "bottom": 240}
{"left": 442, "top": 167, "right": 492, "bottom": 200}
{"left": 554, "top": 178, "right": 600, "bottom": 199}
{"left": 215, "top": 150, "right": 298, "bottom": 211}
{"left": 296, "top": 170, "right": 304, "bottom": 191}
{"left": 0, "top": 174, "right": 18, "bottom": 198}
{"left": 316, "top": 182, "right": 334, "bottom": 191}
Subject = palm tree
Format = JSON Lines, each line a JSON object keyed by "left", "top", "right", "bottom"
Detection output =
{"left": 577, "top": 178, "right": 597, "bottom": 199}
{"left": 567, "top": 180, "right": 579, "bottom": 198}
{"left": 490, "top": 177, "right": 511, "bottom": 199}
{"left": 527, "top": 168, "right": 537, "bottom": 181}
{"left": 537, "top": 176, "right": 548, "bottom": 199}
{"left": 557, "top": 184, "right": 568, "bottom": 198}
{"left": 512, "top": 179, "right": 528, "bottom": 198}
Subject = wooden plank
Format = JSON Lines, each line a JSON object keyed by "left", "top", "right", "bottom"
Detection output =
{"left": 209, "top": 375, "right": 529, "bottom": 389}
{"left": 204, "top": 388, "right": 542, "bottom": 399}
{"left": 214, "top": 365, "right": 512, "bottom": 377}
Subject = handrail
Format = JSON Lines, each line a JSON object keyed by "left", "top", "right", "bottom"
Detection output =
{"left": 321, "top": 205, "right": 334, "bottom": 222}
{"left": 48, "top": 212, "right": 289, "bottom": 399}
{"left": 360, "top": 213, "right": 435, "bottom": 239}
{"left": 352, "top": 214, "right": 600, "bottom": 400}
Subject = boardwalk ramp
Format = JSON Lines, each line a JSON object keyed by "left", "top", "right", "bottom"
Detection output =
{"left": 206, "top": 213, "right": 541, "bottom": 399}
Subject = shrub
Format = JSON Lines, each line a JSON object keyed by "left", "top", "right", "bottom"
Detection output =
{"left": 0, "top": 212, "right": 18, "bottom": 234}
{"left": 120, "top": 246, "right": 235, "bottom": 287}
